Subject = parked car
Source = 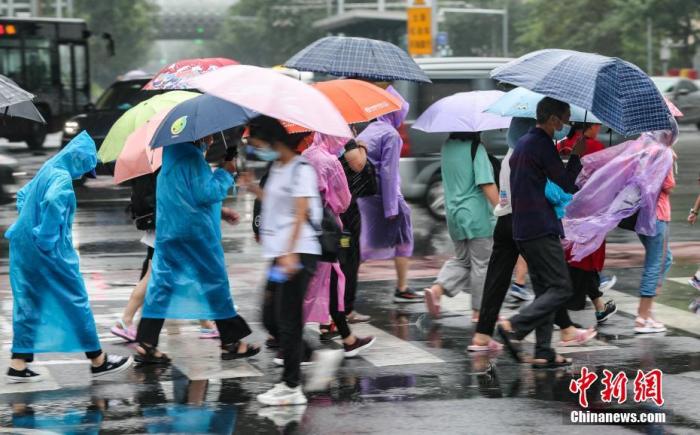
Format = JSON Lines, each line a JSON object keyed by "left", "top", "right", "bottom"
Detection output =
{"left": 652, "top": 76, "right": 700, "bottom": 127}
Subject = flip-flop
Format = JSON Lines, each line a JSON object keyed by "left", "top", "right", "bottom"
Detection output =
{"left": 496, "top": 324, "right": 524, "bottom": 363}
{"left": 424, "top": 288, "right": 441, "bottom": 318}
{"left": 467, "top": 340, "right": 504, "bottom": 352}
{"left": 222, "top": 343, "right": 261, "bottom": 361}
{"left": 559, "top": 328, "right": 597, "bottom": 347}
{"left": 532, "top": 355, "right": 573, "bottom": 369}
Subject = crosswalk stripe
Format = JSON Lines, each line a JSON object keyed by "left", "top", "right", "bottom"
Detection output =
{"left": 348, "top": 323, "right": 445, "bottom": 367}
{"left": 604, "top": 288, "right": 700, "bottom": 335}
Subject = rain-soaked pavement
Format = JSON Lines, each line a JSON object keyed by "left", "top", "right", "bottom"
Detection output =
{"left": 1, "top": 133, "right": 700, "bottom": 434}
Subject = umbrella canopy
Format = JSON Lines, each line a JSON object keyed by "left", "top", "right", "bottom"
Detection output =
{"left": 189, "top": 65, "right": 353, "bottom": 138}
{"left": 284, "top": 36, "right": 431, "bottom": 83}
{"left": 97, "top": 90, "right": 199, "bottom": 162}
{"left": 285, "top": 79, "right": 402, "bottom": 133}
{"left": 148, "top": 93, "right": 255, "bottom": 149}
{"left": 0, "top": 75, "right": 45, "bottom": 123}
{"left": 413, "top": 91, "right": 512, "bottom": 133}
{"left": 490, "top": 49, "right": 672, "bottom": 136}
{"left": 486, "top": 87, "right": 602, "bottom": 124}
{"left": 114, "top": 111, "right": 165, "bottom": 184}
{"left": 143, "top": 57, "right": 238, "bottom": 90}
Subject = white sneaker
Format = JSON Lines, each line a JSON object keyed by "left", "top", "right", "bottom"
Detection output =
{"left": 634, "top": 316, "right": 667, "bottom": 334}
{"left": 304, "top": 349, "right": 344, "bottom": 392}
{"left": 257, "top": 383, "right": 308, "bottom": 406}
{"left": 258, "top": 404, "right": 307, "bottom": 427}
{"left": 599, "top": 275, "right": 617, "bottom": 293}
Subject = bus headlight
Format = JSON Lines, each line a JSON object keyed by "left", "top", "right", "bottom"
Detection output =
{"left": 63, "top": 120, "right": 80, "bottom": 136}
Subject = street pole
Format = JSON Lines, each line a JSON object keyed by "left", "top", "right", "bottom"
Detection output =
{"left": 503, "top": 5, "right": 509, "bottom": 57}
{"left": 647, "top": 18, "right": 653, "bottom": 74}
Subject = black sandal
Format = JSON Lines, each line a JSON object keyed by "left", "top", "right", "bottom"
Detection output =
{"left": 221, "top": 341, "right": 261, "bottom": 360}
{"left": 134, "top": 343, "right": 171, "bottom": 365}
{"left": 531, "top": 354, "right": 573, "bottom": 369}
{"left": 496, "top": 324, "right": 524, "bottom": 363}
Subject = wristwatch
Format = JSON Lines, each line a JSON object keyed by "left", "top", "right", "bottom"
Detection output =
{"left": 690, "top": 208, "right": 698, "bottom": 215}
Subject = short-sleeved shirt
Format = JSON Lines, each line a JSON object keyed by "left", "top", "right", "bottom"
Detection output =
{"left": 441, "top": 140, "right": 496, "bottom": 240}
{"left": 260, "top": 156, "right": 322, "bottom": 258}
{"left": 657, "top": 167, "right": 675, "bottom": 222}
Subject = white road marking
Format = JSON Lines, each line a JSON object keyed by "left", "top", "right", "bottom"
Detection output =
{"left": 348, "top": 323, "right": 445, "bottom": 367}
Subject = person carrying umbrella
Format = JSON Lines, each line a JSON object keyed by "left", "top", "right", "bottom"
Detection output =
{"left": 133, "top": 133, "right": 259, "bottom": 364}
{"left": 5, "top": 131, "right": 132, "bottom": 383}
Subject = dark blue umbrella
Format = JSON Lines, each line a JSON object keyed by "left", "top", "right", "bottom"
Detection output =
{"left": 149, "top": 94, "right": 256, "bottom": 148}
{"left": 284, "top": 36, "right": 431, "bottom": 83}
{"left": 490, "top": 49, "right": 672, "bottom": 136}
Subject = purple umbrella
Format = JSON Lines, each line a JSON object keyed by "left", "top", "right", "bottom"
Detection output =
{"left": 412, "top": 90, "right": 512, "bottom": 133}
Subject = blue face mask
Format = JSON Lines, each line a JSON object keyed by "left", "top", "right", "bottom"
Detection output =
{"left": 553, "top": 122, "right": 571, "bottom": 141}
{"left": 247, "top": 144, "right": 279, "bottom": 161}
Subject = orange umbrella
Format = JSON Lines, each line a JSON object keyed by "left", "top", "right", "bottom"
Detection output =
{"left": 286, "top": 79, "right": 401, "bottom": 133}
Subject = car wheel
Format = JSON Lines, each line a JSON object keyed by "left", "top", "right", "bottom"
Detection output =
{"left": 424, "top": 175, "right": 446, "bottom": 220}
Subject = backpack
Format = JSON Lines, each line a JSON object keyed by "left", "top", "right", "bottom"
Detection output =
{"left": 470, "top": 139, "right": 501, "bottom": 188}
{"left": 130, "top": 172, "right": 157, "bottom": 231}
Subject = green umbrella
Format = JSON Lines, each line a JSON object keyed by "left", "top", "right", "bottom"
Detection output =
{"left": 97, "top": 90, "right": 200, "bottom": 162}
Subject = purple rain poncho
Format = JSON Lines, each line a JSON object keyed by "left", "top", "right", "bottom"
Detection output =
{"left": 302, "top": 133, "right": 352, "bottom": 323}
{"left": 563, "top": 130, "right": 675, "bottom": 261}
{"left": 357, "top": 86, "right": 414, "bottom": 261}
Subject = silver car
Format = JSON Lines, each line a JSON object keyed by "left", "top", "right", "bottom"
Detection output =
{"left": 652, "top": 76, "right": 700, "bottom": 127}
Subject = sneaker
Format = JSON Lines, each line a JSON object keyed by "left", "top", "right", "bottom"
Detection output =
{"left": 110, "top": 320, "right": 137, "bottom": 342}
{"left": 6, "top": 367, "right": 43, "bottom": 383}
{"left": 273, "top": 352, "right": 314, "bottom": 367}
{"left": 599, "top": 275, "right": 617, "bottom": 293}
{"left": 199, "top": 327, "right": 220, "bottom": 339}
{"left": 343, "top": 336, "right": 376, "bottom": 358}
{"left": 634, "top": 316, "right": 667, "bottom": 334}
{"left": 689, "top": 276, "right": 700, "bottom": 291}
{"left": 258, "top": 404, "right": 307, "bottom": 427}
{"left": 347, "top": 311, "right": 371, "bottom": 324}
{"left": 257, "top": 383, "right": 308, "bottom": 406}
{"left": 304, "top": 349, "right": 344, "bottom": 392}
{"left": 507, "top": 283, "right": 534, "bottom": 302}
{"left": 91, "top": 354, "right": 133, "bottom": 377}
{"left": 595, "top": 300, "right": 618, "bottom": 324}
{"left": 393, "top": 287, "right": 424, "bottom": 303}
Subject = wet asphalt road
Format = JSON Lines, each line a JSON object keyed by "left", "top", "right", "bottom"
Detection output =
{"left": 1, "top": 133, "right": 700, "bottom": 434}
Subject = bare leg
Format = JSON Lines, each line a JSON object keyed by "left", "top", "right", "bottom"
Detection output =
{"left": 200, "top": 320, "right": 216, "bottom": 329}
{"left": 428, "top": 283, "right": 444, "bottom": 299}
{"left": 514, "top": 257, "right": 528, "bottom": 286}
{"left": 592, "top": 297, "right": 605, "bottom": 312}
{"left": 120, "top": 261, "right": 151, "bottom": 326}
{"left": 89, "top": 352, "right": 105, "bottom": 367}
{"left": 395, "top": 256, "right": 409, "bottom": 291}
{"left": 638, "top": 296, "right": 654, "bottom": 319}
{"left": 9, "top": 359, "right": 27, "bottom": 370}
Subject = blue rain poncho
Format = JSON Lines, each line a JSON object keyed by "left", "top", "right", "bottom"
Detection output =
{"left": 5, "top": 131, "right": 101, "bottom": 353}
{"left": 142, "top": 142, "right": 237, "bottom": 319}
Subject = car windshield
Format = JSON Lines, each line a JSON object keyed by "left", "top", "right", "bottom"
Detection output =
{"left": 94, "top": 80, "right": 158, "bottom": 111}
{"left": 651, "top": 77, "right": 678, "bottom": 93}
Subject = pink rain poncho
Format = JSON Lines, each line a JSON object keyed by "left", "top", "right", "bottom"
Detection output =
{"left": 302, "top": 133, "right": 352, "bottom": 323}
{"left": 563, "top": 128, "right": 676, "bottom": 261}
{"left": 357, "top": 86, "right": 414, "bottom": 261}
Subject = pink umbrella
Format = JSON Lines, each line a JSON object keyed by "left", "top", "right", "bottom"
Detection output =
{"left": 188, "top": 65, "right": 353, "bottom": 138}
{"left": 113, "top": 110, "right": 167, "bottom": 184}
{"left": 143, "top": 57, "right": 238, "bottom": 90}
{"left": 664, "top": 96, "right": 684, "bottom": 117}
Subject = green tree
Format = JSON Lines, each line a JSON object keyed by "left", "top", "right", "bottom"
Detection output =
{"left": 74, "top": 0, "right": 157, "bottom": 87}
{"left": 215, "top": 0, "right": 325, "bottom": 67}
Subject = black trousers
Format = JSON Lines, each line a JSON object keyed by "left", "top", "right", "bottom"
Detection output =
{"left": 330, "top": 268, "right": 352, "bottom": 339}
{"left": 262, "top": 254, "right": 318, "bottom": 388}
{"left": 140, "top": 246, "right": 155, "bottom": 280}
{"left": 341, "top": 232, "right": 361, "bottom": 314}
{"left": 137, "top": 315, "right": 252, "bottom": 348}
{"left": 511, "top": 235, "right": 574, "bottom": 360}
{"left": 476, "top": 215, "right": 520, "bottom": 336}
{"left": 12, "top": 350, "right": 102, "bottom": 362}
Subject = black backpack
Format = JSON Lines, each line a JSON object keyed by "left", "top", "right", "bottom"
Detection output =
{"left": 130, "top": 172, "right": 157, "bottom": 230}
{"left": 470, "top": 139, "right": 501, "bottom": 188}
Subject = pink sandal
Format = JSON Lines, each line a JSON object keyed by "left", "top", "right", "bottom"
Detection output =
{"left": 424, "top": 288, "right": 441, "bottom": 318}
{"left": 110, "top": 320, "right": 137, "bottom": 342}
{"left": 467, "top": 339, "right": 504, "bottom": 352}
{"left": 559, "top": 328, "right": 597, "bottom": 347}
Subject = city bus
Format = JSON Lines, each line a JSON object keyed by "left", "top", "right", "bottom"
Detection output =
{"left": 0, "top": 17, "right": 90, "bottom": 149}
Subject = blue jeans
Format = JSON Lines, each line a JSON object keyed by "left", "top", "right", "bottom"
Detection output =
{"left": 637, "top": 220, "right": 673, "bottom": 297}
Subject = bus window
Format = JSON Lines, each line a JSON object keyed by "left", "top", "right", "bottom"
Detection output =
{"left": 24, "top": 38, "right": 51, "bottom": 90}
{"left": 58, "top": 43, "right": 73, "bottom": 111}
{"left": 0, "top": 39, "right": 23, "bottom": 85}
{"left": 73, "top": 44, "right": 88, "bottom": 106}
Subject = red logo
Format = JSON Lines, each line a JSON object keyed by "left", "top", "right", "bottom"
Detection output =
{"left": 600, "top": 369, "right": 628, "bottom": 404}
{"left": 570, "top": 368, "right": 664, "bottom": 408}
{"left": 569, "top": 367, "right": 598, "bottom": 408}
{"left": 633, "top": 369, "right": 664, "bottom": 406}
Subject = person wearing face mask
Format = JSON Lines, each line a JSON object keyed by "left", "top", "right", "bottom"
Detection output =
{"left": 496, "top": 97, "right": 586, "bottom": 368}
{"left": 5, "top": 131, "right": 133, "bottom": 383}
{"left": 240, "top": 115, "right": 324, "bottom": 406}
{"left": 134, "top": 134, "right": 259, "bottom": 364}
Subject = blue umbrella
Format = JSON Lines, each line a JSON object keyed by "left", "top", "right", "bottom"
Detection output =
{"left": 149, "top": 94, "right": 256, "bottom": 149}
{"left": 486, "top": 87, "right": 601, "bottom": 124}
{"left": 284, "top": 36, "right": 431, "bottom": 83}
{"left": 490, "top": 49, "right": 672, "bottom": 136}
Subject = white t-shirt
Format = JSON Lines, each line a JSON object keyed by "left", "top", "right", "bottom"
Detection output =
{"left": 260, "top": 156, "right": 322, "bottom": 259}
{"left": 494, "top": 148, "right": 513, "bottom": 217}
